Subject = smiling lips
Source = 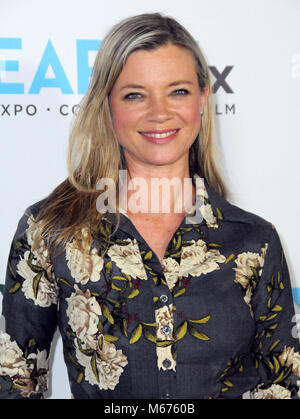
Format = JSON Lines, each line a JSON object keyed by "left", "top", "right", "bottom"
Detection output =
{"left": 139, "top": 129, "right": 180, "bottom": 144}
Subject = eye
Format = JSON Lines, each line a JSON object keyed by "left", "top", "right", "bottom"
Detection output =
{"left": 172, "top": 88, "right": 190, "bottom": 96}
{"left": 124, "top": 92, "right": 143, "bottom": 100}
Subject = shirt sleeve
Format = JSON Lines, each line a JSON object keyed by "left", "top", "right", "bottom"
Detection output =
{"left": 0, "top": 207, "right": 58, "bottom": 399}
{"left": 250, "top": 225, "right": 300, "bottom": 399}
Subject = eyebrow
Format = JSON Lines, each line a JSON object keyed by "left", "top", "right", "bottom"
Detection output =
{"left": 120, "top": 80, "right": 194, "bottom": 91}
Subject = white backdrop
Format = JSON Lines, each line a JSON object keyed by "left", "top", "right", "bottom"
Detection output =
{"left": 1, "top": 0, "right": 299, "bottom": 399}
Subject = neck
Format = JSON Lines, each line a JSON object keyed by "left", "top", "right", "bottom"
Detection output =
{"left": 118, "top": 156, "right": 195, "bottom": 216}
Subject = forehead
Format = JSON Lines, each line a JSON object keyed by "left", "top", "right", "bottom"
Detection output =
{"left": 116, "top": 44, "right": 198, "bottom": 85}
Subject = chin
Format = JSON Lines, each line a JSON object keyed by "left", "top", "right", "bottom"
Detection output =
{"left": 147, "top": 152, "right": 188, "bottom": 167}
{"left": 144, "top": 157, "right": 180, "bottom": 167}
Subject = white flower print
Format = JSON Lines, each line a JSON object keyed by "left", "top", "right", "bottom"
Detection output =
{"left": 0, "top": 332, "right": 49, "bottom": 397}
{"left": 66, "top": 285, "right": 128, "bottom": 391}
{"left": 251, "top": 383, "right": 291, "bottom": 399}
{"left": 66, "top": 227, "right": 104, "bottom": 285}
{"left": 26, "top": 349, "right": 49, "bottom": 394}
{"left": 26, "top": 215, "right": 51, "bottom": 270}
{"left": 0, "top": 332, "right": 27, "bottom": 378}
{"left": 162, "top": 257, "right": 180, "bottom": 290}
{"left": 13, "top": 215, "right": 58, "bottom": 307}
{"left": 233, "top": 244, "right": 268, "bottom": 314}
{"left": 17, "top": 250, "right": 57, "bottom": 307}
{"left": 157, "top": 346, "right": 176, "bottom": 372}
{"left": 200, "top": 203, "right": 218, "bottom": 228}
{"left": 194, "top": 176, "right": 208, "bottom": 199}
{"left": 279, "top": 346, "right": 300, "bottom": 377}
{"left": 107, "top": 238, "right": 147, "bottom": 279}
{"left": 155, "top": 304, "right": 174, "bottom": 341}
{"left": 66, "top": 285, "right": 102, "bottom": 340}
{"left": 155, "top": 305, "right": 176, "bottom": 372}
{"left": 179, "top": 239, "right": 226, "bottom": 277}
{"left": 233, "top": 244, "right": 268, "bottom": 288}
{"left": 75, "top": 336, "right": 128, "bottom": 390}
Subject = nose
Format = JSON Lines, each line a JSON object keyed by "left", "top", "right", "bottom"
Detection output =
{"left": 146, "top": 95, "right": 172, "bottom": 122}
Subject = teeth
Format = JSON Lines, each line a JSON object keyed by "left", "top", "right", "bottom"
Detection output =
{"left": 141, "top": 130, "right": 177, "bottom": 138}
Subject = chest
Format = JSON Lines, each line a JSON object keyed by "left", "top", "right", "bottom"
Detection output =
{"left": 127, "top": 213, "right": 184, "bottom": 263}
{"left": 54, "top": 221, "right": 257, "bottom": 397}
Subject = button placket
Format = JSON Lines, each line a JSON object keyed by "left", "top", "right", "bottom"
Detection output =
{"left": 159, "top": 294, "right": 168, "bottom": 304}
{"left": 150, "top": 262, "right": 178, "bottom": 398}
{"left": 162, "top": 325, "right": 172, "bottom": 336}
{"left": 155, "top": 304, "right": 174, "bottom": 340}
{"left": 162, "top": 359, "right": 172, "bottom": 369}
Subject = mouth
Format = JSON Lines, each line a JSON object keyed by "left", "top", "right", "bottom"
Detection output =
{"left": 138, "top": 129, "right": 180, "bottom": 144}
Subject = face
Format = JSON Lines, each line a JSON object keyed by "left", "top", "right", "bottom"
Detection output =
{"left": 109, "top": 43, "right": 209, "bottom": 172}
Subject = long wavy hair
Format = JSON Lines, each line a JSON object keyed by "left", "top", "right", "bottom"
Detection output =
{"left": 31, "top": 12, "right": 227, "bottom": 257}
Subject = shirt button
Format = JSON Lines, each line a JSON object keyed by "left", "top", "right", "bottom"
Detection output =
{"left": 162, "top": 325, "right": 171, "bottom": 336}
{"left": 160, "top": 294, "right": 168, "bottom": 303}
{"left": 162, "top": 358, "right": 171, "bottom": 369}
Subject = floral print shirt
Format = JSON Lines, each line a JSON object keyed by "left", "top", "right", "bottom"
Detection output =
{"left": 1, "top": 175, "right": 300, "bottom": 399}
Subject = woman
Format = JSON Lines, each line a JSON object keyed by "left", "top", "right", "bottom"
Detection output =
{"left": 1, "top": 13, "right": 300, "bottom": 399}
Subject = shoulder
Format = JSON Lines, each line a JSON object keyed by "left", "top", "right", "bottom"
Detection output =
{"left": 206, "top": 182, "right": 275, "bottom": 243}
{"left": 13, "top": 198, "right": 48, "bottom": 239}
{"left": 25, "top": 197, "right": 48, "bottom": 218}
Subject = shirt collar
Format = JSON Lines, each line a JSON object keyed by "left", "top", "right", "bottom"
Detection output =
{"left": 201, "top": 176, "right": 259, "bottom": 226}
{"left": 102, "top": 173, "right": 255, "bottom": 236}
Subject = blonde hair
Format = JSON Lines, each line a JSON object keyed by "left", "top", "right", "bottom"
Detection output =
{"left": 32, "top": 12, "right": 227, "bottom": 257}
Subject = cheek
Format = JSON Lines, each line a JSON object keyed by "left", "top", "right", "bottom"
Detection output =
{"left": 183, "top": 103, "right": 201, "bottom": 131}
{"left": 109, "top": 95, "right": 130, "bottom": 138}
{"left": 111, "top": 106, "right": 138, "bottom": 138}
